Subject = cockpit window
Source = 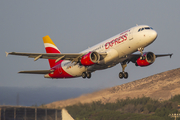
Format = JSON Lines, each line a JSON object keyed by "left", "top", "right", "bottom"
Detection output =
{"left": 138, "top": 27, "right": 153, "bottom": 32}
{"left": 145, "top": 27, "right": 150, "bottom": 29}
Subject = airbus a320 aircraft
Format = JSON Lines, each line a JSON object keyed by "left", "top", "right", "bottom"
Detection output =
{"left": 6, "top": 25, "right": 172, "bottom": 79}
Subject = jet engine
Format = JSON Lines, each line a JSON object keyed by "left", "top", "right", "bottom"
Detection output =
{"left": 136, "top": 52, "right": 156, "bottom": 67}
{"left": 80, "top": 51, "right": 100, "bottom": 66}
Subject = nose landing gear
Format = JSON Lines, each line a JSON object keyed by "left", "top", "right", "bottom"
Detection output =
{"left": 138, "top": 47, "right": 146, "bottom": 60}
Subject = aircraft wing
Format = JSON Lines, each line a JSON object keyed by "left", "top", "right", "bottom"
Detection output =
{"left": 6, "top": 52, "right": 107, "bottom": 63}
{"left": 155, "top": 54, "right": 173, "bottom": 58}
{"left": 130, "top": 53, "right": 173, "bottom": 58}
{"left": 127, "top": 53, "right": 173, "bottom": 63}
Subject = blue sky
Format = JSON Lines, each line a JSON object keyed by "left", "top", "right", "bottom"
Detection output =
{"left": 0, "top": 1, "right": 179, "bottom": 105}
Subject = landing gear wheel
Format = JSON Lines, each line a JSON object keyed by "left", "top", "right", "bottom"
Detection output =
{"left": 87, "top": 72, "right": 91, "bottom": 79}
{"left": 82, "top": 72, "right": 87, "bottom": 79}
{"left": 119, "top": 72, "right": 128, "bottom": 79}
{"left": 119, "top": 63, "right": 129, "bottom": 79}
{"left": 123, "top": 72, "right": 128, "bottom": 79}
{"left": 119, "top": 72, "right": 124, "bottom": 79}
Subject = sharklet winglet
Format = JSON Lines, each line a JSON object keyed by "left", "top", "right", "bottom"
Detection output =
{"left": 170, "top": 53, "right": 173, "bottom": 58}
{"left": 5, "top": 52, "right": 9, "bottom": 57}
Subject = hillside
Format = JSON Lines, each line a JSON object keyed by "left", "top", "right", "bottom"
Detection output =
{"left": 45, "top": 68, "right": 180, "bottom": 108}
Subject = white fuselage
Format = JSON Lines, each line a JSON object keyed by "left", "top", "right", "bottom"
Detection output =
{"left": 61, "top": 25, "right": 157, "bottom": 77}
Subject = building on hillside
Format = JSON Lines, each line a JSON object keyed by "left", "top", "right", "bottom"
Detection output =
{"left": 0, "top": 105, "right": 74, "bottom": 120}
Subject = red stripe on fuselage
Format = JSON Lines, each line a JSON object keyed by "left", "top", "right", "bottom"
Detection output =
{"left": 49, "top": 61, "right": 74, "bottom": 78}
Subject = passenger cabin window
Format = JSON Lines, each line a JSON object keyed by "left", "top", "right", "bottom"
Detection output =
{"left": 138, "top": 27, "right": 153, "bottom": 32}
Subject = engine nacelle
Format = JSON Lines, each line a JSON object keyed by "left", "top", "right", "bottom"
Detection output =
{"left": 136, "top": 52, "right": 156, "bottom": 67}
{"left": 80, "top": 51, "right": 100, "bottom": 66}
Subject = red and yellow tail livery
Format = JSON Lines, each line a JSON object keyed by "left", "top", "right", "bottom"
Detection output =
{"left": 43, "top": 35, "right": 61, "bottom": 68}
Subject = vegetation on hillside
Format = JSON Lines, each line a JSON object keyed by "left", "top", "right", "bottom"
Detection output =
{"left": 66, "top": 95, "right": 180, "bottom": 120}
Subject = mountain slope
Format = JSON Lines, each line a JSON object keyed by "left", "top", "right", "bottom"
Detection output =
{"left": 45, "top": 68, "right": 180, "bottom": 108}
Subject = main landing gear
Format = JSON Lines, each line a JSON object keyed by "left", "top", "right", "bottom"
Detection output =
{"left": 82, "top": 72, "right": 91, "bottom": 79}
{"left": 119, "top": 63, "right": 128, "bottom": 79}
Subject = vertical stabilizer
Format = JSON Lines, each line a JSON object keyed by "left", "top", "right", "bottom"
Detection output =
{"left": 43, "top": 35, "right": 60, "bottom": 68}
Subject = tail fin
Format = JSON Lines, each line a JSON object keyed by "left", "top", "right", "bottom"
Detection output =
{"left": 43, "top": 35, "right": 61, "bottom": 68}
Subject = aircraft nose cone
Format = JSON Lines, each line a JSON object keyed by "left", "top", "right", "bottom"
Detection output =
{"left": 150, "top": 30, "right": 158, "bottom": 40}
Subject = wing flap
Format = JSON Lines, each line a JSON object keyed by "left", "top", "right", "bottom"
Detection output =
{"left": 18, "top": 70, "right": 54, "bottom": 74}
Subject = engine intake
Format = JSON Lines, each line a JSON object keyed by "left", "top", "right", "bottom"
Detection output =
{"left": 136, "top": 52, "right": 156, "bottom": 67}
{"left": 80, "top": 51, "right": 100, "bottom": 66}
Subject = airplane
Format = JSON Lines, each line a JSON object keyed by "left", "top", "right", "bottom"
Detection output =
{"left": 6, "top": 25, "right": 173, "bottom": 79}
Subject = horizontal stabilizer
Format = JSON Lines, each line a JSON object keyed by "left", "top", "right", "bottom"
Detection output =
{"left": 18, "top": 70, "right": 54, "bottom": 74}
